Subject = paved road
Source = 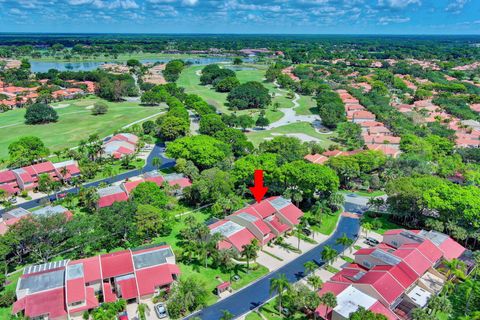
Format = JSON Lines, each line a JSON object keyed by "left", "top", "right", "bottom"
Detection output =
{"left": 185, "top": 216, "right": 360, "bottom": 320}
{"left": 0, "top": 143, "right": 176, "bottom": 214}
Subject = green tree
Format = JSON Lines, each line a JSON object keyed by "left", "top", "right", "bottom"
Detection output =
{"left": 157, "top": 115, "right": 190, "bottom": 141}
{"left": 321, "top": 245, "right": 338, "bottom": 266}
{"left": 199, "top": 114, "right": 227, "bottom": 135}
{"left": 131, "top": 182, "right": 169, "bottom": 208}
{"left": 307, "top": 274, "right": 323, "bottom": 291}
{"left": 255, "top": 113, "right": 270, "bottom": 128}
{"left": 236, "top": 114, "right": 255, "bottom": 131}
{"left": 136, "top": 204, "right": 173, "bottom": 239}
{"left": 215, "top": 77, "right": 240, "bottom": 93}
{"left": 348, "top": 306, "right": 388, "bottom": 320}
{"left": 24, "top": 103, "right": 58, "bottom": 124}
{"left": 336, "top": 122, "right": 364, "bottom": 149}
{"left": 136, "top": 303, "right": 150, "bottom": 320}
{"left": 319, "top": 292, "right": 337, "bottom": 320}
{"left": 304, "top": 261, "right": 317, "bottom": 276}
{"left": 91, "top": 101, "right": 109, "bottom": 115}
{"left": 242, "top": 239, "right": 259, "bottom": 269}
{"left": 227, "top": 81, "right": 272, "bottom": 110}
{"left": 8, "top": 136, "right": 50, "bottom": 166}
{"left": 270, "top": 273, "right": 290, "bottom": 314}
{"left": 336, "top": 233, "right": 353, "bottom": 254}
{"left": 152, "top": 157, "right": 163, "bottom": 170}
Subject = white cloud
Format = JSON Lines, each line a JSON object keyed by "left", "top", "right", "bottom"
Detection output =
{"left": 379, "top": 16, "right": 410, "bottom": 24}
{"left": 182, "top": 0, "right": 198, "bottom": 6}
{"left": 68, "top": 0, "right": 139, "bottom": 9}
{"left": 445, "top": 0, "right": 469, "bottom": 13}
{"left": 378, "top": 0, "right": 421, "bottom": 9}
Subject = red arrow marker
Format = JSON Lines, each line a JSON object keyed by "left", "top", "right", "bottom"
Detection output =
{"left": 249, "top": 169, "right": 268, "bottom": 203}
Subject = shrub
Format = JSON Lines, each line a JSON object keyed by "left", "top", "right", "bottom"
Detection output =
{"left": 24, "top": 103, "right": 58, "bottom": 124}
{"left": 91, "top": 102, "right": 108, "bottom": 115}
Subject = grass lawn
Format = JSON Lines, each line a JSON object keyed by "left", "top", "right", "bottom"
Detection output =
{"left": 0, "top": 270, "right": 23, "bottom": 318}
{"left": 362, "top": 212, "right": 402, "bottom": 235}
{"left": 310, "top": 209, "right": 342, "bottom": 236}
{"left": 325, "top": 265, "right": 340, "bottom": 273}
{"left": 253, "top": 299, "right": 307, "bottom": 320}
{"left": 245, "top": 122, "right": 335, "bottom": 147}
{"left": 176, "top": 65, "right": 291, "bottom": 123}
{"left": 295, "top": 95, "right": 317, "bottom": 116}
{"left": 0, "top": 96, "right": 165, "bottom": 158}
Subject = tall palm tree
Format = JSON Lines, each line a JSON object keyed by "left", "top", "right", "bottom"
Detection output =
{"left": 321, "top": 245, "right": 338, "bottom": 266}
{"left": 242, "top": 239, "right": 259, "bottom": 269}
{"left": 336, "top": 233, "right": 353, "bottom": 254}
{"left": 307, "top": 275, "right": 323, "bottom": 291}
{"left": 304, "top": 261, "right": 317, "bottom": 276}
{"left": 152, "top": 156, "right": 163, "bottom": 170}
{"left": 137, "top": 303, "right": 150, "bottom": 320}
{"left": 320, "top": 292, "right": 337, "bottom": 320}
{"left": 270, "top": 273, "right": 290, "bottom": 315}
{"left": 361, "top": 221, "right": 373, "bottom": 237}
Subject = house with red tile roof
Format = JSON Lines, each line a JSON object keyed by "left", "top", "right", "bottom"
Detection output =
{"left": 366, "top": 144, "right": 401, "bottom": 158}
{"left": 0, "top": 169, "right": 20, "bottom": 196}
{"left": 304, "top": 153, "right": 329, "bottom": 165}
{"left": 12, "top": 161, "right": 60, "bottom": 190}
{"left": 12, "top": 244, "right": 179, "bottom": 319}
{"left": 315, "top": 228, "right": 466, "bottom": 319}
{"left": 210, "top": 197, "right": 304, "bottom": 252}
{"left": 103, "top": 133, "right": 138, "bottom": 159}
{"left": 97, "top": 185, "right": 129, "bottom": 208}
{"left": 352, "top": 110, "right": 376, "bottom": 123}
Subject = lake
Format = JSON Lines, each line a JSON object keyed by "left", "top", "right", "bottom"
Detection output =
{"left": 30, "top": 57, "right": 255, "bottom": 73}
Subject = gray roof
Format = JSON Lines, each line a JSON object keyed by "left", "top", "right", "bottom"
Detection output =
{"left": 98, "top": 185, "right": 125, "bottom": 197}
{"left": 371, "top": 249, "right": 401, "bottom": 265}
{"left": 269, "top": 197, "right": 291, "bottom": 210}
{"left": 33, "top": 205, "right": 67, "bottom": 216}
{"left": 66, "top": 263, "right": 84, "bottom": 280}
{"left": 4, "top": 207, "right": 31, "bottom": 219}
{"left": 19, "top": 269, "right": 65, "bottom": 294}
{"left": 211, "top": 220, "right": 244, "bottom": 238}
{"left": 164, "top": 173, "right": 185, "bottom": 181}
{"left": 418, "top": 230, "right": 448, "bottom": 246}
{"left": 132, "top": 247, "right": 174, "bottom": 270}
{"left": 237, "top": 212, "right": 258, "bottom": 222}
{"left": 143, "top": 170, "right": 162, "bottom": 179}
{"left": 400, "top": 230, "right": 424, "bottom": 243}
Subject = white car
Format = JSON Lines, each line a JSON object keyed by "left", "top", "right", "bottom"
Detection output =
{"left": 155, "top": 303, "right": 168, "bottom": 319}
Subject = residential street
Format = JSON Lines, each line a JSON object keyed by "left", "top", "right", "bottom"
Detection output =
{"left": 0, "top": 143, "right": 176, "bottom": 214}
{"left": 185, "top": 215, "right": 361, "bottom": 320}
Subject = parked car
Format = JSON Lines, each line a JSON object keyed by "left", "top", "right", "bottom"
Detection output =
{"left": 57, "top": 193, "right": 67, "bottom": 199}
{"left": 155, "top": 303, "right": 168, "bottom": 319}
{"left": 302, "top": 228, "right": 312, "bottom": 236}
{"left": 117, "top": 311, "right": 128, "bottom": 320}
{"left": 365, "top": 237, "right": 380, "bottom": 246}
{"left": 232, "top": 274, "right": 240, "bottom": 282}
{"left": 9, "top": 197, "right": 17, "bottom": 204}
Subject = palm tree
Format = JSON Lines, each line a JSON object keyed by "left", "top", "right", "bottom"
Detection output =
{"left": 336, "top": 233, "right": 353, "bottom": 254}
{"left": 136, "top": 303, "right": 150, "bottom": 320}
{"left": 270, "top": 273, "right": 290, "bottom": 314}
{"left": 321, "top": 245, "right": 338, "bottom": 266}
{"left": 242, "top": 239, "right": 259, "bottom": 269}
{"left": 441, "top": 258, "right": 466, "bottom": 281}
{"left": 361, "top": 221, "right": 373, "bottom": 237}
{"left": 319, "top": 292, "right": 337, "bottom": 320}
{"left": 304, "top": 261, "right": 317, "bottom": 276}
{"left": 220, "top": 310, "right": 234, "bottom": 320}
{"left": 152, "top": 156, "right": 163, "bottom": 170}
{"left": 294, "top": 224, "right": 304, "bottom": 251}
{"left": 307, "top": 275, "right": 323, "bottom": 291}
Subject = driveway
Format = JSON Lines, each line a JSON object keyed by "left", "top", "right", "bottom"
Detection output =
{"left": 185, "top": 216, "right": 360, "bottom": 320}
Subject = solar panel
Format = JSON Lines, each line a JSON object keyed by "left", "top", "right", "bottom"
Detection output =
{"left": 24, "top": 260, "right": 69, "bottom": 275}
{"left": 66, "top": 263, "right": 84, "bottom": 280}
{"left": 269, "top": 197, "right": 291, "bottom": 210}
{"left": 211, "top": 221, "right": 244, "bottom": 237}
{"left": 237, "top": 212, "right": 258, "bottom": 222}
{"left": 133, "top": 247, "right": 174, "bottom": 270}
{"left": 371, "top": 249, "right": 401, "bottom": 265}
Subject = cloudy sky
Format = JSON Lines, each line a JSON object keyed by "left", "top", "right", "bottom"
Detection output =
{"left": 0, "top": 0, "right": 479, "bottom": 34}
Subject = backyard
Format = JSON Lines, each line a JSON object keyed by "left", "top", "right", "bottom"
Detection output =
{"left": 0, "top": 96, "right": 165, "bottom": 158}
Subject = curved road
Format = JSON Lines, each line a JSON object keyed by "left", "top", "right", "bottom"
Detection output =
{"left": 186, "top": 215, "right": 360, "bottom": 320}
{"left": 0, "top": 143, "right": 176, "bottom": 214}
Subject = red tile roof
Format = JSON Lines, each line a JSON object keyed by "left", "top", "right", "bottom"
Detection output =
{"left": 98, "top": 192, "right": 128, "bottom": 208}
{"left": 304, "top": 154, "right": 329, "bottom": 164}
{"left": 356, "top": 270, "right": 404, "bottom": 304}
{"left": 135, "top": 264, "right": 176, "bottom": 296}
{"left": 0, "top": 170, "right": 16, "bottom": 183}
{"left": 13, "top": 288, "right": 67, "bottom": 320}
{"left": 369, "top": 301, "right": 399, "bottom": 320}
{"left": 168, "top": 177, "right": 192, "bottom": 188}
{"left": 66, "top": 278, "right": 86, "bottom": 305}
{"left": 438, "top": 237, "right": 465, "bottom": 260}
{"left": 102, "top": 282, "right": 117, "bottom": 303}
{"left": 117, "top": 277, "right": 138, "bottom": 300}
{"left": 70, "top": 257, "right": 102, "bottom": 284}
{"left": 279, "top": 204, "right": 303, "bottom": 225}
{"left": 401, "top": 239, "right": 442, "bottom": 264}
{"left": 392, "top": 248, "right": 432, "bottom": 276}
{"left": 251, "top": 200, "right": 276, "bottom": 219}
{"left": 123, "top": 179, "right": 144, "bottom": 194}
{"left": 100, "top": 250, "right": 134, "bottom": 279}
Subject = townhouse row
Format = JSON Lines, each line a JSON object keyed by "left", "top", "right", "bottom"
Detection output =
{"left": 315, "top": 229, "right": 469, "bottom": 320}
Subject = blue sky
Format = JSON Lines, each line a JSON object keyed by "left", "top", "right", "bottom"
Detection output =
{"left": 0, "top": 0, "right": 479, "bottom": 34}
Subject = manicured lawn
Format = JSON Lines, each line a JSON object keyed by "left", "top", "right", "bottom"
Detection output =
{"left": 362, "top": 212, "right": 402, "bottom": 235}
{"left": 295, "top": 95, "right": 317, "bottom": 116}
{"left": 245, "top": 122, "right": 335, "bottom": 147}
{"left": 0, "top": 96, "right": 165, "bottom": 158}
{"left": 309, "top": 209, "right": 342, "bottom": 236}
{"left": 254, "top": 299, "right": 307, "bottom": 320}
{"left": 325, "top": 265, "right": 340, "bottom": 273}
{"left": 245, "top": 311, "right": 264, "bottom": 320}
{"left": 176, "top": 65, "right": 291, "bottom": 123}
{"left": 0, "top": 270, "right": 23, "bottom": 318}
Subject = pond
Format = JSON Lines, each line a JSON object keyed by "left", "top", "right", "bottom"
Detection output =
{"left": 30, "top": 57, "right": 256, "bottom": 73}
